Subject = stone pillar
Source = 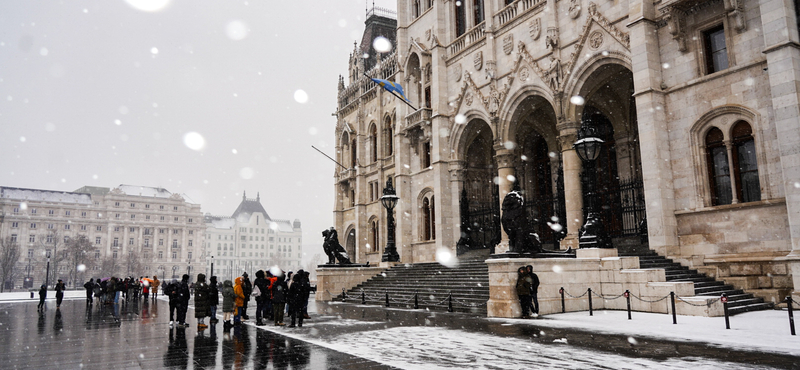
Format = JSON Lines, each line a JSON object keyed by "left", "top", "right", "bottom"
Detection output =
{"left": 558, "top": 128, "right": 583, "bottom": 250}
{"left": 758, "top": 0, "right": 800, "bottom": 301}
{"left": 724, "top": 140, "right": 739, "bottom": 204}
{"left": 627, "top": 1, "right": 678, "bottom": 256}
{"left": 494, "top": 148, "right": 516, "bottom": 254}
{"left": 449, "top": 160, "right": 467, "bottom": 249}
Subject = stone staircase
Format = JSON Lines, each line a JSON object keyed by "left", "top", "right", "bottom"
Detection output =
{"left": 338, "top": 257, "right": 490, "bottom": 315}
{"left": 619, "top": 248, "right": 774, "bottom": 315}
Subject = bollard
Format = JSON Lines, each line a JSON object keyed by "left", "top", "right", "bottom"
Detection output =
{"left": 448, "top": 293, "right": 453, "bottom": 313}
{"left": 721, "top": 293, "right": 730, "bottom": 329}
{"left": 560, "top": 287, "right": 565, "bottom": 313}
{"left": 625, "top": 290, "right": 631, "bottom": 320}
{"left": 361, "top": 290, "right": 366, "bottom": 305}
{"left": 342, "top": 288, "right": 347, "bottom": 302}
{"left": 414, "top": 292, "right": 419, "bottom": 309}
{"left": 588, "top": 288, "right": 593, "bottom": 316}
{"left": 385, "top": 291, "right": 390, "bottom": 307}
{"left": 787, "top": 296, "right": 796, "bottom": 336}
{"left": 670, "top": 292, "right": 677, "bottom": 325}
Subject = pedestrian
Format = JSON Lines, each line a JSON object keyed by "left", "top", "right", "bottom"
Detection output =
{"left": 152, "top": 275, "right": 160, "bottom": 300}
{"left": 253, "top": 270, "right": 269, "bottom": 326}
{"left": 265, "top": 271, "right": 277, "bottom": 321}
{"left": 233, "top": 276, "right": 245, "bottom": 326}
{"left": 299, "top": 270, "right": 312, "bottom": 320}
{"left": 93, "top": 279, "right": 102, "bottom": 305}
{"left": 221, "top": 279, "right": 235, "bottom": 329}
{"left": 166, "top": 279, "right": 180, "bottom": 327}
{"left": 208, "top": 276, "right": 219, "bottom": 324}
{"left": 241, "top": 272, "right": 252, "bottom": 320}
{"left": 55, "top": 279, "right": 66, "bottom": 309}
{"left": 142, "top": 278, "right": 150, "bottom": 300}
{"left": 526, "top": 265, "right": 540, "bottom": 316}
{"left": 176, "top": 274, "right": 191, "bottom": 327}
{"left": 287, "top": 273, "right": 305, "bottom": 327}
{"left": 113, "top": 277, "right": 122, "bottom": 305}
{"left": 285, "top": 271, "right": 293, "bottom": 315}
{"left": 271, "top": 272, "right": 288, "bottom": 326}
{"left": 516, "top": 266, "right": 533, "bottom": 319}
{"left": 84, "top": 278, "right": 94, "bottom": 304}
{"left": 37, "top": 284, "right": 47, "bottom": 311}
{"left": 194, "top": 273, "right": 210, "bottom": 330}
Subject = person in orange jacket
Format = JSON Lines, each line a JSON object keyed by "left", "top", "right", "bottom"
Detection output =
{"left": 233, "top": 276, "right": 245, "bottom": 326}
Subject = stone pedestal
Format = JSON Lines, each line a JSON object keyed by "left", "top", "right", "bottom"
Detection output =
{"left": 315, "top": 266, "right": 386, "bottom": 301}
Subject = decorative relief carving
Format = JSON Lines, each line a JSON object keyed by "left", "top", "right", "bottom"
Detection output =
{"left": 503, "top": 34, "right": 514, "bottom": 55}
{"left": 519, "top": 67, "right": 530, "bottom": 81}
{"left": 565, "top": 2, "right": 632, "bottom": 75}
{"left": 455, "top": 64, "right": 462, "bottom": 82}
{"left": 529, "top": 18, "right": 541, "bottom": 40}
{"left": 589, "top": 31, "right": 604, "bottom": 49}
{"left": 568, "top": 0, "right": 582, "bottom": 19}
{"left": 465, "top": 92, "right": 473, "bottom": 106}
{"left": 474, "top": 51, "right": 483, "bottom": 71}
{"left": 425, "top": 29, "right": 431, "bottom": 41}
{"left": 724, "top": 0, "right": 746, "bottom": 32}
{"left": 448, "top": 72, "right": 513, "bottom": 118}
{"left": 661, "top": 6, "right": 687, "bottom": 52}
{"left": 546, "top": 27, "right": 559, "bottom": 50}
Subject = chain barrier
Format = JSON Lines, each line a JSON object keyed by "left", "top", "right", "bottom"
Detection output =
{"left": 676, "top": 296, "right": 720, "bottom": 307}
{"left": 563, "top": 290, "right": 589, "bottom": 299}
{"left": 450, "top": 296, "right": 484, "bottom": 307}
{"left": 389, "top": 294, "right": 417, "bottom": 304}
{"left": 629, "top": 292, "right": 670, "bottom": 303}
{"left": 590, "top": 290, "right": 626, "bottom": 300}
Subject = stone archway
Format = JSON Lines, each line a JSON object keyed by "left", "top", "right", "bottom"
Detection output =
{"left": 457, "top": 118, "right": 500, "bottom": 254}
{"left": 345, "top": 228, "right": 356, "bottom": 262}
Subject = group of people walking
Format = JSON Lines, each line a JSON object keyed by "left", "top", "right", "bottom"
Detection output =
{"left": 516, "top": 265, "right": 540, "bottom": 318}
{"left": 77, "top": 276, "right": 162, "bottom": 306}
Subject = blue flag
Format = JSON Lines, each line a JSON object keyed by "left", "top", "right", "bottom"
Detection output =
{"left": 371, "top": 78, "right": 409, "bottom": 102}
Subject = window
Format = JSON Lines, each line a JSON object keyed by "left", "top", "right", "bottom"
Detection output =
{"left": 159, "top": 229, "right": 165, "bottom": 234}
{"left": 455, "top": 0, "right": 466, "bottom": 36}
{"left": 129, "top": 227, "right": 135, "bottom": 232}
{"left": 188, "top": 240, "right": 193, "bottom": 247}
{"left": 160, "top": 216, "right": 165, "bottom": 221}
{"left": 130, "top": 203, "right": 135, "bottom": 207}
{"left": 473, "top": 0, "right": 484, "bottom": 25}
{"left": 115, "top": 213, "right": 120, "bottom": 219}
{"left": 129, "top": 238, "right": 134, "bottom": 245}
{"left": 412, "top": 0, "right": 420, "bottom": 18}
{"left": 47, "top": 224, "right": 54, "bottom": 229}
{"left": 113, "top": 251, "right": 117, "bottom": 259}
{"left": 144, "top": 239, "right": 150, "bottom": 247}
{"left": 11, "top": 234, "right": 17, "bottom": 242}
{"left": 11, "top": 222, "right": 18, "bottom": 228}
{"left": 172, "top": 252, "right": 177, "bottom": 259}
{"left": 173, "top": 206, "right": 178, "bottom": 211}
{"left": 188, "top": 218, "right": 193, "bottom": 223}
{"left": 172, "top": 239, "right": 178, "bottom": 248}
{"left": 189, "top": 230, "right": 193, "bottom": 235}
{"left": 131, "top": 214, "right": 135, "bottom": 219}
{"left": 422, "top": 196, "right": 436, "bottom": 241}
{"left": 31, "top": 208, "right": 37, "bottom": 214}
{"left": 188, "top": 252, "right": 192, "bottom": 260}
{"left": 158, "top": 251, "right": 163, "bottom": 259}
{"left": 80, "top": 225, "right": 87, "bottom": 231}
{"left": 160, "top": 205, "right": 164, "bottom": 210}
{"left": 146, "top": 215, "right": 151, "bottom": 220}
{"left": 113, "top": 238, "right": 119, "bottom": 247}
{"left": 114, "top": 227, "right": 120, "bottom": 232}
{"left": 96, "top": 226, "right": 102, "bottom": 231}
{"left": 146, "top": 204, "right": 150, "bottom": 209}
{"left": 731, "top": 121, "right": 761, "bottom": 203}
{"left": 370, "top": 123, "right": 378, "bottom": 163}
{"left": 95, "top": 237, "right": 101, "bottom": 245}
{"left": 48, "top": 209, "right": 54, "bottom": 215}
{"left": 174, "top": 217, "right": 179, "bottom": 222}
{"left": 351, "top": 138, "right": 357, "bottom": 168}
{"left": 706, "top": 127, "right": 731, "bottom": 205}
{"left": 30, "top": 223, "right": 36, "bottom": 229}
{"left": 703, "top": 25, "right": 728, "bottom": 74}
{"left": 64, "top": 224, "right": 70, "bottom": 230}
{"left": 159, "top": 239, "right": 164, "bottom": 246}
{"left": 115, "top": 202, "right": 120, "bottom": 207}
{"left": 422, "top": 141, "right": 431, "bottom": 168}
{"left": 13, "top": 207, "right": 19, "bottom": 213}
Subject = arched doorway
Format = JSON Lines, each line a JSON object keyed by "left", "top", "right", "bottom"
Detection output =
{"left": 577, "top": 64, "right": 646, "bottom": 247}
{"left": 345, "top": 228, "right": 356, "bottom": 261}
{"left": 457, "top": 119, "right": 500, "bottom": 255}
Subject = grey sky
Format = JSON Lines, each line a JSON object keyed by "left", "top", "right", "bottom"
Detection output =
{"left": 0, "top": 0, "right": 396, "bottom": 261}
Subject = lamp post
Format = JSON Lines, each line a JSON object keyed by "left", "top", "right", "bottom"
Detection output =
{"left": 45, "top": 253, "right": 51, "bottom": 289}
{"left": 380, "top": 177, "right": 400, "bottom": 262}
{"left": 210, "top": 256, "right": 214, "bottom": 277}
{"left": 573, "top": 124, "right": 611, "bottom": 248}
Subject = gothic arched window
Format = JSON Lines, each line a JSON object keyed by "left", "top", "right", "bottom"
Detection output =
{"left": 731, "top": 121, "right": 760, "bottom": 203}
{"left": 706, "top": 127, "right": 731, "bottom": 205}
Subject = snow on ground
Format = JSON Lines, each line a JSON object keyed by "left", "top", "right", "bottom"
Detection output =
{"left": 491, "top": 309, "right": 800, "bottom": 357}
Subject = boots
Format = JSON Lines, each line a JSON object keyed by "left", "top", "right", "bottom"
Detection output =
{"left": 223, "top": 320, "right": 232, "bottom": 329}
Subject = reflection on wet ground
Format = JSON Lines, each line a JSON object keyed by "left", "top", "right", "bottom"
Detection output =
{"left": 0, "top": 298, "right": 398, "bottom": 369}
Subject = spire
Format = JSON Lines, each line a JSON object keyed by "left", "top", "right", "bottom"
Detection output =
{"left": 243, "top": 190, "right": 246, "bottom": 201}
{"left": 257, "top": 192, "right": 260, "bottom": 202}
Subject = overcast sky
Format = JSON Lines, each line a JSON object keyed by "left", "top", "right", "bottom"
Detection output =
{"left": 0, "top": 0, "right": 396, "bottom": 261}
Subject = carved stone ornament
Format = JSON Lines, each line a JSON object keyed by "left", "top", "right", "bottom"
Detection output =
{"left": 724, "top": 0, "right": 746, "bottom": 32}
{"left": 569, "top": 0, "right": 581, "bottom": 19}
{"left": 530, "top": 18, "right": 541, "bottom": 40}
{"left": 474, "top": 51, "right": 483, "bottom": 71}
{"left": 546, "top": 27, "right": 559, "bottom": 50}
{"left": 465, "top": 92, "right": 474, "bottom": 106}
{"left": 519, "top": 67, "right": 530, "bottom": 81}
{"left": 589, "top": 31, "right": 604, "bottom": 49}
{"left": 662, "top": 6, "right": 687, "bottom": 52}
{"left": 425, "top": 29, "right": 432, "bottom": 41}
{"left": 503, "top": 34, "right": 514, "bottom": 55}
{"left": 455, "top": 64, "right": 463, "bottom": 82}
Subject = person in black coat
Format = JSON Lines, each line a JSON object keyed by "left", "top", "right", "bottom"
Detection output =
{"left": 252, "top": 270, "right": 270, "bottom": 326}
{"left": 176, "top": 275, "right": 191, "bottom": 327}
{"left": 165, "top": 279, "right": 180, "bottom": 326}
{"left": 37, "top": 284, "right": 47, "bottom": 311}
{"left": 526, "top": 265, "right": 540, "bottom": 315}
{"left": 241, "top": 272, "right": 252, "bottom": 320}
{"left": 271, "top": 274, "right": 288, "bottom": 326}
{"left": 55, "top": 279, "right": 66, "bottom": 309}
{"left": 208, "top": 276, "right": 220, "bottom": 324}
{"left": 84, "top": 278, "right": 94, "bottom": 304}
{"left": 298, "top": 270, "right": 312, "bottom": 319}
{"left": 287, "top": 273, "right": 306, "bottom": 327}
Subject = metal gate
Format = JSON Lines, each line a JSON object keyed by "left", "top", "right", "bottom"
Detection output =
{"left": 456, "top": 186, "right": 501, "bottom": 255}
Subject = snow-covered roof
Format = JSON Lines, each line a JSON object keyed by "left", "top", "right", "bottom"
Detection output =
{"left": 231, "top": 191, "right": 271, "bottom": 221}
{"left": 204, "top": 215, "right": 236, "bottom": 229}
{"left": 0, "top": 186, "right": 93, "bottom": 205}
{"left": 116, "top": 184, "right": 173, "bottom": 198}
{"left": 270, "top": 219, "right": 296, "bottom": 233}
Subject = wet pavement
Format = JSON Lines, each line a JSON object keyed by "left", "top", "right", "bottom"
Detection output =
{"left": 1, "top": 295, "right": 798, "bottom": 369}
{"left": 0, "top": 297, "right": 397, "bottom": 369}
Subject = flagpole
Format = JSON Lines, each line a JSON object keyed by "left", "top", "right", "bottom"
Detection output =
{"left": 364, "top": 73, "right": 418, "bottom": 111}
{"left": 312, "top": 145, "right": 349, "bottom": 171}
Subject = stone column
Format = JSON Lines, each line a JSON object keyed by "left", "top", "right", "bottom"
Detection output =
{"left": 758, "top": 0, "right": 800, "bottom": 301}
{"left": 724, "top": 140, "right": 739, "bottom": 204}
{"left": 627, "top": 1, "right": 678, "bottom": 256}
{"left": 557, "top": 128, "right": 583, "bottom": 250}
{"left": 449, "top": 160, "right": 467, "bottom": 250}
{"left": 494, "top": 148, "right": 516, "bottom": 254}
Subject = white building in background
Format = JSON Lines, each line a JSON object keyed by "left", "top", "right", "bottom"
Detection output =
{"left": 0, "top": 185, "right": 205, "bottom": 288}
{"left": 204, "top": 192, "right": 302, "bottom": 281}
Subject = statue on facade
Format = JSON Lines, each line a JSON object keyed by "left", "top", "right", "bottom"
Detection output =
{"left": 322, "top": 227, "right": 352, "bottom": 264}
{"left": 546, "top": 56, "right": 562, "bottom": 92}
{"left": 501, "top": 190, "right": 543, "bottom": 254}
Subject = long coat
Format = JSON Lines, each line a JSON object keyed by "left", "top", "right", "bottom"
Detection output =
{"left": 208, "top": 278, "right": 219, "bottom": 307}
{"left": 221, "top": 280, "right": 235, "bottom": 313}
{"left": 193, "top": 274, "right": 210, "bottom": 319}
{"left": 233, "top": 277, "right": 245, "bottom": 308}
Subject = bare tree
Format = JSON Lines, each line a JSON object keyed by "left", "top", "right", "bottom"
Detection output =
{"left": 66, "top": 234, "right": 94, "bottom": 287}
{"left": 305, "top": 253, "right": 324, "bottom": 282}
{"left": 0, "top": 237, "right": 22, "bottom": 292}
{"left": 99, "top": 257, "right": 121, "bottom": 278}
{"left": 125, "top": 250, "right": 142, "bottom": 278}
{"left": 39, "top": 229, "right": 67, "bottom": 286}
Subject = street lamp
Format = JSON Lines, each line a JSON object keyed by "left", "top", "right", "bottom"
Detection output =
{"left": 573, "top": 124, "right": 611, "bottom": 248}
{"left": 380, "top": 177, "right": 400, "bottom": 262}
{"left": 45, "top": 253, "right": 51, "bottom": 289}
{"left": 210, "top": 256, "right": 214, "bottom": 277}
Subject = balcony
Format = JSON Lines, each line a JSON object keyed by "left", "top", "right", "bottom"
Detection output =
{"left": 493, "top": 0, "right": 546, "bottom": 30}
{"left": 448, "top": 22, "right": 485, "bottom": 57}
{"left": 405, "top": 108, "right": 432, "bottom": 130}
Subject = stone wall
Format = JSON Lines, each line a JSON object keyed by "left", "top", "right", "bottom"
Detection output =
{"left": 315, "top": 266, "right": 387, "bottom": 301}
